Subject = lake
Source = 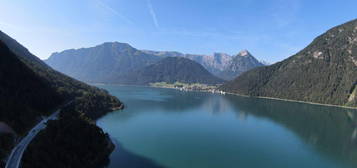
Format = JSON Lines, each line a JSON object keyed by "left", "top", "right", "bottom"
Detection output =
{"left": 96, "top": 85, "right": 357, "bottom": 168}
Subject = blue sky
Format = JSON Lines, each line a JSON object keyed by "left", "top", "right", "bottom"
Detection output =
{"left": 0, "top": 0, "right": 356, "bottom": 63}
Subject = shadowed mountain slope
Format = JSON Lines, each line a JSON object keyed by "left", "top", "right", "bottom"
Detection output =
{"left": 118, "top": 57, "right": 225, "bottom": 85}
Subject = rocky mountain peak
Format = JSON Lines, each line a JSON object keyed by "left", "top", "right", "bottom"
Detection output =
{"left": 237, "top": 50, "right": 251, "bottom": 57}
{"left": 101, "top": 41, "right": 134, "bottom": 51}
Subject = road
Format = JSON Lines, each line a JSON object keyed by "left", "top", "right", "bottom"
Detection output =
{"left": 5, "top": 101, "right": 72, "bottom": 168}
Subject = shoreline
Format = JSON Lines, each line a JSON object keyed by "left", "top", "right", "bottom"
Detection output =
{"left": 225, "top": 92, "right": 357, "bottom": 110}
{"left": 92, "top": 83, "right": 357, "bottom": 110}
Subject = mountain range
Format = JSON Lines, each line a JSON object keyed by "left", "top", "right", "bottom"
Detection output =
{"left": 143, "top": 49, "right": 265, "bottom": 80}
{"left": 45, "top": 43, "right": 264, "bottom": 83}
{"left": 220, "top": 19, "right": 357, "bottom": 108}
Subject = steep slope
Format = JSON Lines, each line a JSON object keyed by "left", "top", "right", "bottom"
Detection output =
{"left": 143, "top": 50, "right": 264, "bottom": 80}
{"left": 218, "top": 50, "right": 265, "bottom": 80}
{"left": 220, "top": 19, "right": 357, "bottom": 107}
{"left": 185, "top": 53, "right": 232, "bottom": 76}
{"left": 119, "top": 57, "right": 225, "bottom": 85}
{"left": 0, "top": 31, "right": 123, "bottom": 167}
{"left": 0, "top": 41, "right": 63, "bottom": 134}
{"left": 0, "top": 31, "right": 123, "bottom": 118}
{"left": 45, "top": 42, "right": 161, "bottom": 82}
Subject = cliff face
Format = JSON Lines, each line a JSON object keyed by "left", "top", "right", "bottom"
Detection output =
{"left": 218, "top": 50, "right": 264, "bottom": 80}
{"left": 220, "top": 19, "right": 357, "bottom": 107}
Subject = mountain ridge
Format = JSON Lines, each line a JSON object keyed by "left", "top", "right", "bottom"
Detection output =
{"left": 220, "top": 19, "right": 357, "bottom": 108}
{"left": 46, "top": 41, "right": 161, "bottom": 83}
{"left": 118, "top": 56, "right": 225, "bottom": 85}
{"left": 142, "top": 49, "right": 265, "bottom": 80}
{"left": 46, "top": 43, "right": 264, "bottom": 82}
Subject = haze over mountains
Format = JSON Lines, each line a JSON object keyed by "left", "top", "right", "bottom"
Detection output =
{"left": 45, "top": 42, "right": 264, "bottom": 83}
{"left": 220, "top": 19, "right": 357, "bottom": 108}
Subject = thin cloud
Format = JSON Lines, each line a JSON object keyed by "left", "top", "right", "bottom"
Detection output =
{"left": 147, "top": 0, "right": 159, "bottom": 29}
{"left": 96, "top": 0, "right": 134, "bottom": 24}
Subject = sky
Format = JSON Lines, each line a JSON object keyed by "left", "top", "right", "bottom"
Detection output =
{"left": 0, "top": 0, "right": 356, "bottom": 63}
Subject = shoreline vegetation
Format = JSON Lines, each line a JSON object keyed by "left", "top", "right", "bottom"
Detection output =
{"left": 151, "top": 82, "right": 357, "bottom": 110}
{"left": 93, "top": 82, "right": 357, "bottom": 111}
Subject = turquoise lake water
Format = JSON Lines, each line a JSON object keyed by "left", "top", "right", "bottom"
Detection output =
{"left": 97, "top": 85, "right": 357, "bottom": 168}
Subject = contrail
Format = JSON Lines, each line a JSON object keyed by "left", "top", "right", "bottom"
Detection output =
{"left": 96, "top": 0, "right": 134, "bottom": 25}
{"left": 147, "top": 0, "right": 159, "bottom": 29}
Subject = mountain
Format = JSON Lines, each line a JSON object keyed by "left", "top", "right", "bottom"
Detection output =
{"left": 118, "top": 57, "right": 225, "bottom": 85}
{"left": 185, "top": 52, "right": 232, "bottom": 75}
{"left": 46, "top": 43, "right": 264, "bottom": 83}
{"left": 0, "top": 40, "right": 62, "bottom": 133}
{"left": 0, "top": 31, "right": 123, "bottom": 167}
{"left": 220, "top": 19, "right": 357, "bottom": 108}
{"left": 143, "top": 50, "right": 264, "bottom": 80}
{"left": 45, "top": 42, "right": 161, "bottom": 82}
{"left": 0, "top": 31, "right": 123, "bottom": 119}
{"left": 217, "top": 50, "right": 265, "bottom": 80}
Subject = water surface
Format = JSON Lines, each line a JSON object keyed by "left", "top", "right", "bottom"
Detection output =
{"left": 97, "top": 85, "right": 357, "bottom": 168}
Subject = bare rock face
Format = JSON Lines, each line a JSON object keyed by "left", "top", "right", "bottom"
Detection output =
{"left": 143, "top": 50, "right": 264, "bottom": 80}
{"left": 238, "top": 50, "right": 249, "bottom": 56}
{"left": 218, "top": 50, "right": 265, "bottom": 80}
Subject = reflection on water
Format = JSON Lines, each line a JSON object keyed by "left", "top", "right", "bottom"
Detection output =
{"left": 224, "top": 95, "right": 357, "bottom": 166}
{"left": 97, "top": 85, "right": 357, "bottom": 168}
{"left": 108, "top": 139, "right": 166, "bottom": 168}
